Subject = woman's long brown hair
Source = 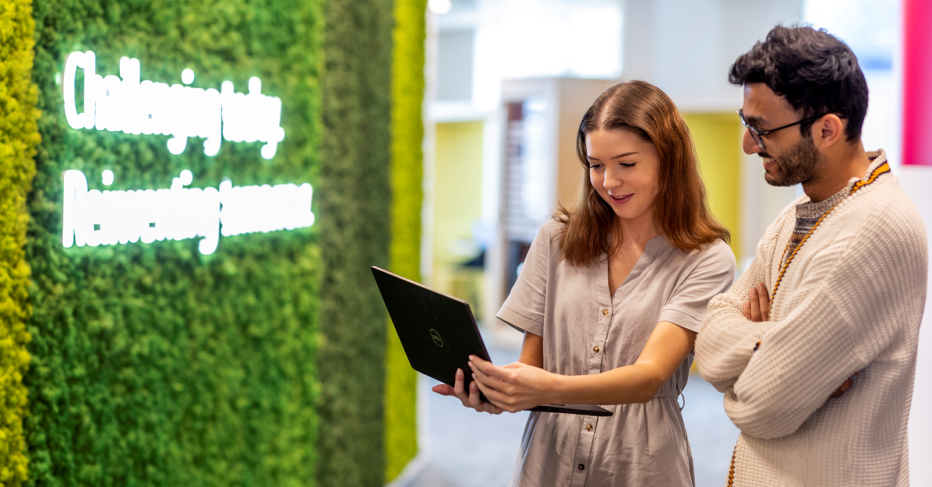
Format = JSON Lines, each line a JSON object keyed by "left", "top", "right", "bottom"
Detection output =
{"left": 555, "top": 80, "right": 729, "bottom": 266}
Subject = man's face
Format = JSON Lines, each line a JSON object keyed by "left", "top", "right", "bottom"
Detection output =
{"left": 741, "top": 83, "right": 825, "bottom": 187}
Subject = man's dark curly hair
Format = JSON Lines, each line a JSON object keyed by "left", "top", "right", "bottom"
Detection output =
{"left": 729, "top": 25, "right": 868, "bottom": 142}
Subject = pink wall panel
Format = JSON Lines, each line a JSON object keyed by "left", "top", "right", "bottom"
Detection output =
{"left": 903, "top": 0, "right": 932, "bottom": 166}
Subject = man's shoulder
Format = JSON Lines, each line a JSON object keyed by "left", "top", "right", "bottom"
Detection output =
{"left": 832, "top": 177, "right": 927, "bottom": 258}
{"left": 845, "top": 176, "right": 925, "bottom": 234}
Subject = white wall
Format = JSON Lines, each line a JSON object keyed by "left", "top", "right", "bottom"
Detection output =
{"left": 622, "top": 0, "right": 803, "bottom": 111}
{"left": 901, "top": 167, "right": 932, "bottom": 482}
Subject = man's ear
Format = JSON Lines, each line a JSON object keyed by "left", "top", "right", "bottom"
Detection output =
{"left": 811, "top": 114, "right": 845, "bottom": 148}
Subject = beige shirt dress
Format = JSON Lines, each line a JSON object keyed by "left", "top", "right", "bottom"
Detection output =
{"left": 497, "top": 220, "right": 735, "bottom": 487}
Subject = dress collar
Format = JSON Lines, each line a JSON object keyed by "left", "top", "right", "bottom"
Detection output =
{"left": 595, "top": 233, "right": 669, "bottom": 304}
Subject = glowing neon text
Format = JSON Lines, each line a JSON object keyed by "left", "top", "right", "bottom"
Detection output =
{"left": 62, "top": 170, "right": 314, "bottom": 255}
{"left": 63, "top": 51, "right": 285, "bottom": 159}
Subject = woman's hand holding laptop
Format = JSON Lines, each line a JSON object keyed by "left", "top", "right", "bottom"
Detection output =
{"left": 468, "top": 355, "right": 557, "bottom": 414}
{"left": 432, "top": 368, "right": 503, "bottom": 415}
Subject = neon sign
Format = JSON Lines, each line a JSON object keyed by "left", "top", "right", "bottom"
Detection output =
{"left": 62, "top": 170, "right": 315, "bottom": 255}
{"left": 63, "top": 51, "right": 285, "bottom": 159}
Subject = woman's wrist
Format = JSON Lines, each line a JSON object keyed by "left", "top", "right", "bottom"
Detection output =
{"left": 545, "top": 372, "right": 570, "bottom": 405}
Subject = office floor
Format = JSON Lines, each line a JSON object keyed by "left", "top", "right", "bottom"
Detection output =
{"left": 406, "top": 344, "right": 740, "bottom": 487}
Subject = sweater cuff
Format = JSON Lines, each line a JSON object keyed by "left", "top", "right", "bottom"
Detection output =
{"left": 496, "top": 305, "right": 543, "bottom": 337}
{"left": 696, "top": 319, "right": 771, "bottom": 392}
{"left": 735, "top": 324, "right": 768, "bottom": 362}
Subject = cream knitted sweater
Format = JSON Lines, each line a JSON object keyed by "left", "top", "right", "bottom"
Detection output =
{"left": 696, "top": 151, "right": 928, "bottom": 487}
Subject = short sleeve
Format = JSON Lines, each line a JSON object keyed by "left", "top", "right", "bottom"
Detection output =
{"left": 658, "top": 240, "right": 736, "bottom": 333}
{"left": 495, "top": 222, "right": 556, "bottom": 337}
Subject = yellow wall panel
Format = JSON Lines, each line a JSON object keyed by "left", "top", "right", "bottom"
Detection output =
{"left": 432, "top": 122, "right": 486, "bottom": 319}
{"left": 682, "top": 113, "right": 743, "bottom": 260}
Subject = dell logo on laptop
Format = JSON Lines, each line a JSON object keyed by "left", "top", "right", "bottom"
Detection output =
{"left": 429, "top": 329, "right": 443, "bottom": 347}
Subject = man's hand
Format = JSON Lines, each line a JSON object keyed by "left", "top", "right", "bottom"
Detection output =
{"left": 743, "top": 282, "right": 858, "bottom": 398}
{"left": 742, "top": 283, "right": 770, "bottom": 322}
{"left": 830, "top": 371, "right": 860, "bottom": 397}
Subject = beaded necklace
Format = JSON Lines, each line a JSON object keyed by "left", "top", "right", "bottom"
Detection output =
{"left": 768, "top": 161, "right": 891, "bottom": 311}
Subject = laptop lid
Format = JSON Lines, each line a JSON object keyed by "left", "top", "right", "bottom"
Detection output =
{"left": 371, "top": 266, "right": 612, "bottom": 418}
{"left": 371, "top": 266, "right": 491, "bottom": 391}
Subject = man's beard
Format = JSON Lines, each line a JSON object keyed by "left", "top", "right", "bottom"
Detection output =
{"left": 763, "top": 135, "right": 825, "bottom": 187}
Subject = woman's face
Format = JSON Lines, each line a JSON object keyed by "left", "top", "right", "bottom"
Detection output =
{"left": 586, "top": 128, "right": 660, "bottom": 223}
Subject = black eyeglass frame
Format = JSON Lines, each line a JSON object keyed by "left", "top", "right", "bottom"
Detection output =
{"left": 737, "top": 109, "right": 827, "bottom": 151}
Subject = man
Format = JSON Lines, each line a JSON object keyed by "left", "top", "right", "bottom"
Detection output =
{"left": 696, "top": 25, "right": 927, "bottom": 486}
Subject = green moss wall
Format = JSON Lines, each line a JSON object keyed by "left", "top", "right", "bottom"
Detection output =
{"left": 24, "top": 0, "right": 324, "bottom": 485}
{"left": 384, "top": 0, "right": 427, "bottom": 482}
{"left": 315, "top": 0, "right": 395, "bottom": 485}
{"left": 0, "top": 0, "right": 424, "bottom": 485}
{"left": 0, "top": 0, "right": 41, "bottom": 484}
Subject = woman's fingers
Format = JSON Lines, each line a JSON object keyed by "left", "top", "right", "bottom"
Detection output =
{"left": 467, "top": 380, "right": 503, "bottom": 414}
{"left": 466, "top": 378, "right": 490, "bottom": 410}
{"left": 472, "top": 375, "right": 517, "bottom": 412}
{"left": 470, "top": 363, "right": 509, "bottom": 394}
{"left": 467, "top": 381, "right": 482, "bottom": 407}
{"left": 437, "top": 367, "right": 504, "bottom": 414}
{"left": 472, "top": 372, "right": 508, "bottom": 394}
{"left": 468, "top": 356, "right": 511, "bottom": 381}
{"left": 742, "top": 302, "right": 751, "bottom": 320}
{"left": 452, "top": 368, "right": 472, "bottom": 407}
{"left": 453, "top": 368, "right": 465, "bottom": 395}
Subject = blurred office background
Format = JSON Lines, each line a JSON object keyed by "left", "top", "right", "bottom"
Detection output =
{"left": 396, "top": 1, "right": 932, "bottom": 486}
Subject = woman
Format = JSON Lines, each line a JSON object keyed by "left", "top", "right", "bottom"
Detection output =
{"left": 434, "top": 80, "right": 735, "bottom": 486}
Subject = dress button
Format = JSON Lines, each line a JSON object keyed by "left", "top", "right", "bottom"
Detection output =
{"left": 602, "top": 309, "right": 609, "bottom": 316}
{"left": 585, "top": 423, "right": 593, "bottom": 431}
{"left": 593, "top": 346, "right": 600, "bottom": 353}
{"left": 578, "top": 464, "right": 585, "bottom": 471}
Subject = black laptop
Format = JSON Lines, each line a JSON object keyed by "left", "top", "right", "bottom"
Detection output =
{"left": 371, "top": 266, "right": 612, "bottom": 417}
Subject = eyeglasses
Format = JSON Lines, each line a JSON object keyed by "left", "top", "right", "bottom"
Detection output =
{"left": 737, "top": 109, "right": 826, "bottom": 151}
